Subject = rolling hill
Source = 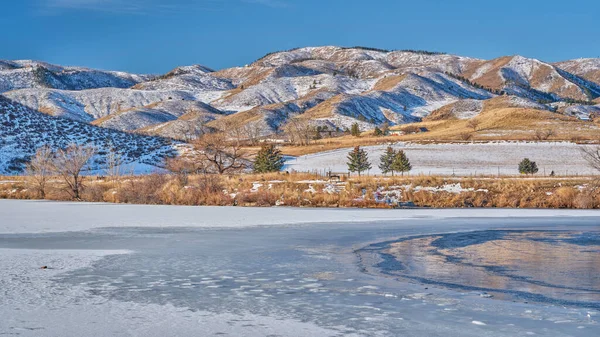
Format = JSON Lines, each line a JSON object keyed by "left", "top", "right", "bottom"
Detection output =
{"left": 2, "top": 47, "right": 600, "bottom": 171}
{"left": 0, "top": 96, "right": 179, "bottom": 174}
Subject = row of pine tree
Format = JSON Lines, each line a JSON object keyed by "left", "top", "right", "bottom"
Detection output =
{"left": 347, "top": 146, "right": 411, "bottom": 176}
{"left": 252, "top": 144, "right": 542, "bottom": 176}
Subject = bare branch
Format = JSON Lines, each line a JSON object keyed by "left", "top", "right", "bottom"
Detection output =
{"left": 581, "top": 146, "right": 600, "bottom": 173}
{"left": 25, "top": 145, "right": 54, "bottom": 199}
{"left": 52, "top": 144, "right": 96, "bottom": 200}
{"left": 194, "top": 134, "right": 249, "bottom": 174}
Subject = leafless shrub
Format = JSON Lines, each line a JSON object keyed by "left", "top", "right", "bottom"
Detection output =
{"left": 118, "top": 174, "right": 167, "bottom": 204}
{"left": 104, "top": 148, "right": 124, "bottom": 187}
{"left": 52, "top": 144, "right": 96, "bottom": 200}
{"left": 400, "top": 125, "right": 421, "bottom": 134}
{"left": 25, "top": 145, "right": 54, "bottom": 198}
{"left": 166, "top": 155, "right": 206, "bottom": 186}
{"left": 581, "top": 146, "right": 600, "bottom": 173}
{"left": 283, "top": 118, "right": 315, "bottom": 146}
{"left": 534, "top": 129, "right": 555, "bottom": 141}
{"left": 195, "top": 134, "right": 249, "bottom": 174}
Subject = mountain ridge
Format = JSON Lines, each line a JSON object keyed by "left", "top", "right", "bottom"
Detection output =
{"left": 2, "top": 47, "right": 600, "bottom": 174}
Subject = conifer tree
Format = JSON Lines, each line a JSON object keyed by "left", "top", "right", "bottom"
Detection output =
{"left": 518, "top": 158, "right": 539, "bottom": 175}
{"left": 351, "top": 122, "right": 361, "bottom": 137}
{"left": 253, "top": 144, "right": 285, "bottom": 173}
{"left": 392, "top": 150, "right": 412, "bottom": 176}
{"left": 379, "top": 146, "right": 396, "bottom": 176}
{"left": 347, "top": 146, "right": 371, "bottom": 176}
{"left": 373, "top": 127, "right": 383, "bottom": 136}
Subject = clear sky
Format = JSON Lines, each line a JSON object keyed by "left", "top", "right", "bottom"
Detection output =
{"left": 2, "top": 0, "right": 599, "bottom": 74}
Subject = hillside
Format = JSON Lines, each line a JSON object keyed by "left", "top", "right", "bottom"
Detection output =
{"left": 0, "top": 97, "right": 179, "bottom": 174}
{"left": 2, "top": 47, "right": 600, "bottom": 153}
{"left": 462, "top": 56, "right": 600, "bottom": 101}
{"left": 0, "top": 60, "right": 151, "bottom": 93}
{"left": 554, "top": 58, "right": 600, "bottom": 85}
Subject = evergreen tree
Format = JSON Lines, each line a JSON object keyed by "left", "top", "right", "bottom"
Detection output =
{"left": 347, "top": 146, "right": 371, "bottom": 176}
{"left": 518, "top": 158, "right": 539, "bottom": 175}
{"left": 392, "top": 150, "right": 412, "bottom": 176}
{"left": 379, "top": 146, "right": 396, "bottom": 175}
{"left": 373, "top": 127, "right": 383, "bottom": 136}
{"left": 351, "top": 123, "right": 361, "bottom": 137}
{"left": 253, "top": 144, "right": 285, "bottom": 173}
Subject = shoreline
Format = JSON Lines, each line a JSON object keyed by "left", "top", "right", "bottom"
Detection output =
{"left": 1, "top": 199, "right": 600, "bottom": 234}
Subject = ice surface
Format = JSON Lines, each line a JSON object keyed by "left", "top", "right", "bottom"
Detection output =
{"left": 0, "top": 201, "right": 599, "bottom": 336}
{"left": 2, "top": 199, "right": 600, "bottom": 234}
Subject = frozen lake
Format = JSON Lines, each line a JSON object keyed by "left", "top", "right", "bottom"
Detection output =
{"left": 1, "top": 200, "right": 599, "bottom": 336}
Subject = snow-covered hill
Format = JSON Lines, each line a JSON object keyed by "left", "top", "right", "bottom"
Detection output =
{"left": 133, "top": 65, "right": 234, "bottom": 92}
{"left": 554, "top": 58, "right": 600, "bottom": 85}
{"left": 427, "top": 96, "right": 551, "bottom": 121}
{"left": 2, "top": 46, "right": 600, "bottom": 147}
{"left": 463, "top": 56, "right": 600, "bottom": 101}
{"left": 3, "top": 87, "right": 201, "bottom": 122}
{"left": 0, "top": 97, "right": 179, "bottom": 174}
{"left": 0, "top": 60, "right": 151, "bottom": 93}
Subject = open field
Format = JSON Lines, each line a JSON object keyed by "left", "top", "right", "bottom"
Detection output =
{"left": 285, "top": 141, "right": 599, "bottom": 176}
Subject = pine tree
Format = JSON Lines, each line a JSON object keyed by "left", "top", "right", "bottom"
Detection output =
{"left": 253, "top": 144, "right": 285, "bottom": 173}
{"left": 347, "top": 146, "right": 371, "bottom": 176}
{"left": 351, "top": 123, "right": 361, "bottom": 137}
{"left": 392, "top": 150, "right": 412, "bottom": 176}
{"left": 373, "top": 127, "right": 383, "bottom": 136}
{"left": 379, "top": 146, "right": 396, "bottom": 175}
{"left": 518, "top": 158, "right": 539, "bottom": 175}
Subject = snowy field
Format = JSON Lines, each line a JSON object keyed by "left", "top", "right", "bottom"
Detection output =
{"left": 284, "top": 142, "right": 599, "bottom": 176}
{"left": 1, "top": 200, "right": 599, "bottom": 336}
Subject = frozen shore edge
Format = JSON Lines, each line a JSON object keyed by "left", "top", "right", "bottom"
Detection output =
{"left": 1, "top": 199, "right": 600, "bottom": 234}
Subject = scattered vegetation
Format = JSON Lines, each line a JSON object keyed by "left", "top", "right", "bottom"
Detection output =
{"left": 3, "top": 173, "right": 600, "bottom": 209}
{"left": 253, "top": 144, "right": 285, "bottom": 173}
{"left": 379, "top": 146, "right": 412, "bottom": 176}
{"left": 351, "top": 122, "right": 361, "bottom": 137}
{"left": 518, "top": 158, "right": 539, "bottom": 175}
{"left": 347, "top": 146, "right": 371, "bottom": 176}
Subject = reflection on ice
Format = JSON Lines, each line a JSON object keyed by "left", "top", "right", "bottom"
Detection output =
{"left": 359, "top": 230, "right": 600, "bottom": 307}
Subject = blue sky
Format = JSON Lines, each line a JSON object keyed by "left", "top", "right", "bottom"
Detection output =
{"left": 2, "top": 0, "right": 599, "bottom": 74}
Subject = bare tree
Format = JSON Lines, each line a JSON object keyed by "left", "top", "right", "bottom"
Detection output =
{"left": 195, "top": 134, "right": 248, "bottom": 174}
{"left": 104, "top": 148, "right": 124, "bottom": 187}
{"left": 581, "top": 146, "right": 600, "bottom": 173}
{"left": 25, "top": 145, "right": 54, "bottom": 199}
{"left": 244, "top": 122, "right": 263, "bottom": 145}
{"left": 165, "top": 153, "right": 207, "bottom": 185}
{"left": 283, "top": 119, "right": 315, "bottom": 146}
{"left": 534, "top": 129, "right": 555, "bottom": 141}
{"left": 177, "top": 109, "right": 207, "bottom": 142}
{"left": 52, "top": 144, "right": 96, "bottom": 200}
{"left": 216, "top": 119, "right": 247, "bottom": 146}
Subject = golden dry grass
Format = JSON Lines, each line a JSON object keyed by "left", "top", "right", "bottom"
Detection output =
{"left": 371, "top": 74, "right": 407, "bottom": 91}
{"left": 461, "top": 56, "right": 512, "bottom": 90}
{"left": 3, "top": 173, "right": 599, "bottom": 209}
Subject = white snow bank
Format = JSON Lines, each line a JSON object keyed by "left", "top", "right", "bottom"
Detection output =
{"left": 284, "top": 142, "right": 599, "bottom": 176}
{"left": 1, "top": 199, "right": 599, "bottom": 234}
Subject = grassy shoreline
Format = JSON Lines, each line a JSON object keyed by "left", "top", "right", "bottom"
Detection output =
{"left": 2, "top": 173, "right": 599, "bottom": 209}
